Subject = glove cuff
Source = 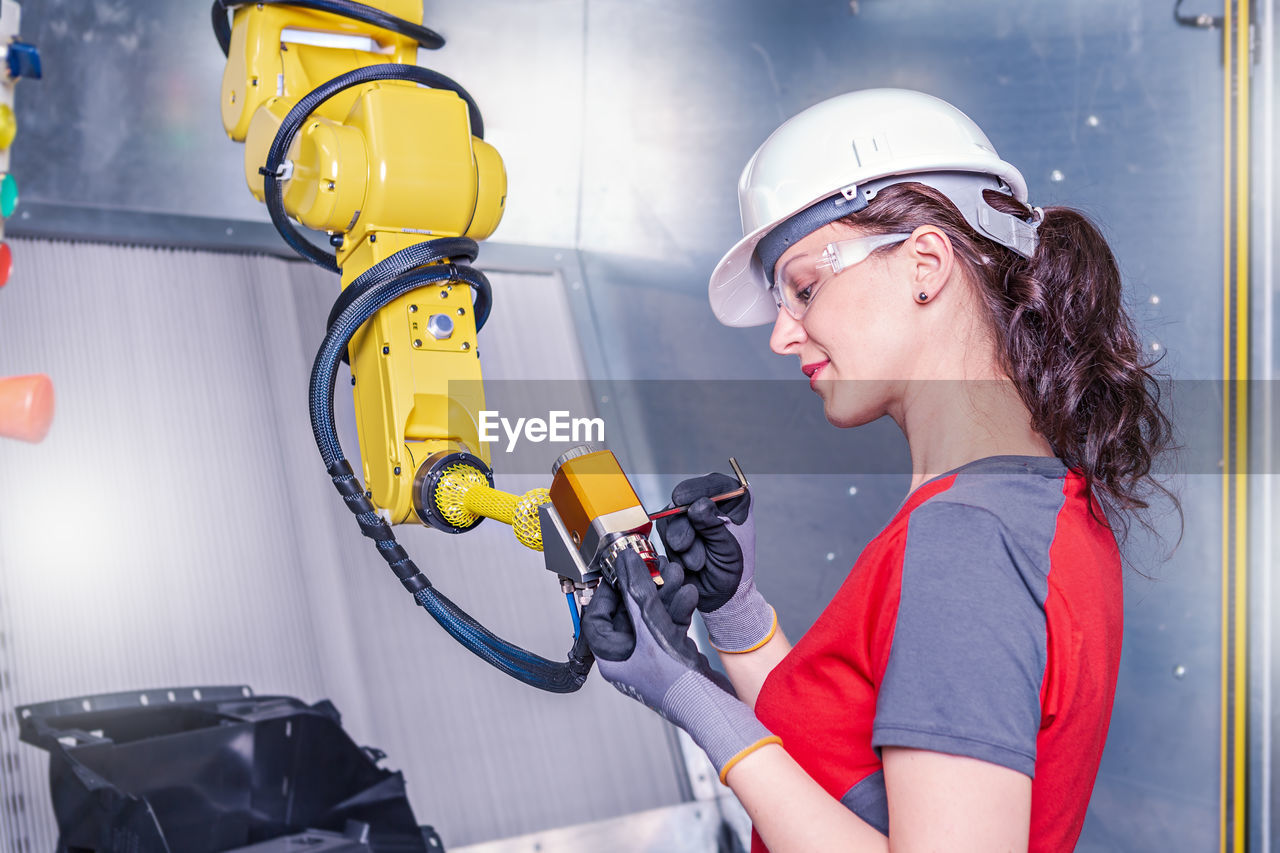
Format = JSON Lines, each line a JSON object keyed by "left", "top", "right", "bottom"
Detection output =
{"left": 702, "top": 583, "right": 776, "bottom": 653}
{"left": 661, "top": 670, "right": 781, "bottom": 782}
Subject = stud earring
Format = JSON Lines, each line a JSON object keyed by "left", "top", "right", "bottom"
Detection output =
{"left": 916, "top": 291, "right": 929, "bottom": 303}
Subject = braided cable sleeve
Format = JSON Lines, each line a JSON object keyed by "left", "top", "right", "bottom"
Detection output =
{"left": 414, "top": 588, "right": 593, "bottom": 693}
{"left": 310, "top": 267, "right": 468, "bottom": 463}
{"left": 325, "top": 238, "right": 492, "bottom": 364}
{"left": 326, "top": 238, "right": 478, "bottom": 329}
{"left": 268, "top": 63, "right": 482, "bottom": 165}
{"left": 215, "top": 1, "right": 587, "bottom": 693}
{"left": 263, "top": 63, "right": 484, "bottom": 272}
{"left": 212, "top": 0, "right": 446, "bottom": 58}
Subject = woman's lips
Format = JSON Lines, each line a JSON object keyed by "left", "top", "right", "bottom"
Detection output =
{"left": 802, "top": 360, "right": 829, "bottom": 388}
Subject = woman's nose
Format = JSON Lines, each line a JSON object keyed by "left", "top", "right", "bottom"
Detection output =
{"left": 769, "top": 307, "right": 806, "bottom": 355}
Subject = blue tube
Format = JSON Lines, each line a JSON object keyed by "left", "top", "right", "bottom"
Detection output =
{"left": 566, "top": 592, "right": 581, "bottom": 638}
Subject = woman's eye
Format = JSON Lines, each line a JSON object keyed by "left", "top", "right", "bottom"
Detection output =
{"left": 793, "top": 283, "right": 815, "bottom": 304}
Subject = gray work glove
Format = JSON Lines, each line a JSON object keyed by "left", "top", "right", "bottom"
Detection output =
{"left": 583, "top": 550, "right": 780, "bottom": 782}
{"left": 656, "top": 474, "right": 777, "bottom": 653}
{"left": 586, "top": 555, "right": 732, "bottom": 692}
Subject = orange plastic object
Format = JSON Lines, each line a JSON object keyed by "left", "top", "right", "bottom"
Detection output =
{"left": 0, "top": 374, "right": 54, "bottom": 442}
{"left": 549, "top": 449, "right": 647, "bottom": 548}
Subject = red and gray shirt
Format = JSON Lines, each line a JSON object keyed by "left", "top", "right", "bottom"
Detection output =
{"left": 752, "top": 455, "right": 1123, "bottom": 852}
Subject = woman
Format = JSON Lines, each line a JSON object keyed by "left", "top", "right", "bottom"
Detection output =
{"left": 582, "top": 89, "right": 1175, "bottom": 852}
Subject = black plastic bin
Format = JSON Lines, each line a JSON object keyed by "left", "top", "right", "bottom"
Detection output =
{"left": 16, "top": 686, "right": 441, "bottom": 853}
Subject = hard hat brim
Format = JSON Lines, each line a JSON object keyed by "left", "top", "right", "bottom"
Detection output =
{"left": 708, "top": 226, "right": 782, "bottom": 328}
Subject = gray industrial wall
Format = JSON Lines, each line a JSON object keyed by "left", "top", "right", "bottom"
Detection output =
{"left": 0, "top": 241, "right": 693, "bottom": 850}
{"left": 0, "top": 1, "right": 1276, "bottom": 851}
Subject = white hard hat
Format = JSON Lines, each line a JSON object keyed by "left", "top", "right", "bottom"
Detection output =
{"left": 709, "top": 88, "right": 1041, "bottom": 327}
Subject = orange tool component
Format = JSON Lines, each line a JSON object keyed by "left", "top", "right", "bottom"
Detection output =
{"left": 0, "top": 374, "right": 54, "bottom": 442}
{"left": 0, "top": 242, "right": 11, "bottom": 287}
{"left": 550, "top": 450, "right": 650, "bottom": 545}
{"left": 549, "top": 448, "right": 660, "bottom": 583}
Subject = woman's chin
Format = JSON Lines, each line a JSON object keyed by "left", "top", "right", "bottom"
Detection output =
{"left": 820, "top": 384, "right": 885, "bottom": 429}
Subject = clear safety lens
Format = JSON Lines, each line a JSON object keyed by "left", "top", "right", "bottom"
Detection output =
{"left": 772, "top": 232, "right": 912, "bottom": 320}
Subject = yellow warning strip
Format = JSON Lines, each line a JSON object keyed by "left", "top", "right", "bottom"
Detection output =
{"left": 1231, "top": 0, "right": 1250, "bottom": 847}
{"left": 1219, "top": 1, "right": 1251, "bottom": 849}
{"left": 1218, "top": 5, "right": 1232, "bottom": 850}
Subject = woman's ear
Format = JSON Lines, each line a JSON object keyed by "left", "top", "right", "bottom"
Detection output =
{"left": 904, "top": 226, "right": 954, "bottom": 303}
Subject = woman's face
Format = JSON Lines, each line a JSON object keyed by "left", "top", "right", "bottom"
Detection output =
{"left": 768, "top": 221, "right": 950, "bottom": 428}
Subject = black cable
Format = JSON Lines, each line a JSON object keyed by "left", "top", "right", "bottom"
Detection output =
{"left": 216, "top": 1, "right": 482, "bottom": 272}
{"left": 212, "top": 0, "right": 444, "bottom": 57}
{"left": 311, "top": 268, "right": 594, "bottom": 693}
{"left": 1173, "top": 0, "right": 1223, "bottom": 29}
{"left": 326, "top": 238, "right": 492, "bottom": 365}
{"left": 217, "top": 2, "right": 592, "bottom": 693}
{"left": 261, "top": 63, "right": 484, "bottom": 273}
{"left": 310, "top": 266, "right": 489, "bottom": 465}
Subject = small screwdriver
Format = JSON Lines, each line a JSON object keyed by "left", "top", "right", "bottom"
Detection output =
{"left": 647, "top": 457, "right": 749, "bottom": 522}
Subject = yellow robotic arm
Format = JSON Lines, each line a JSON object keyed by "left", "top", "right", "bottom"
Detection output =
{"left": 212, "top": 0, "right": 731, "bottom": 692}
{"left": 218, "top": 0, "right": 503, "bottom": 525}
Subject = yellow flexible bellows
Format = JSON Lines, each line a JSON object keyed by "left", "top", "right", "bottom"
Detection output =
{"left": 500, "top": 489, "right": 552, "bottom": 552}
{"left": 434, "top": 463, "right": 550, "bottom": 551}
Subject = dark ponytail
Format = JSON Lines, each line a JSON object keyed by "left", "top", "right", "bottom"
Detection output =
{"left": 841, "top": 181, "right": 1179, "bottom": 542}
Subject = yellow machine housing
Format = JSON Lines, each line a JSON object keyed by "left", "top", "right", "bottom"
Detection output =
{"left": 543, "top": 448, "right": 659, "bottom": 585}
{"left": 549, "top": 450, "right": 649, "bottom": 548}
{"left": 220, "top": 2, "right": 507, "bottom": 524}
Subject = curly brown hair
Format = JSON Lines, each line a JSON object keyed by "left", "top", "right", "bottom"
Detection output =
{"left": 840, "top": 180, "right": 1180, "bottom": 543}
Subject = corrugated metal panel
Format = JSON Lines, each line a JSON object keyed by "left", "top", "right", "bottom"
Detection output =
{"left": 0, "top": 239, "right": 684, "bottom": 850}
{"left": 0, "top": 241, "right": 335, "bottom": 853}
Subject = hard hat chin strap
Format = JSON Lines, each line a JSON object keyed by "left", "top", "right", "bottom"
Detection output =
{"left": 756, "top": 171, "right": 1041, "bottom": 283}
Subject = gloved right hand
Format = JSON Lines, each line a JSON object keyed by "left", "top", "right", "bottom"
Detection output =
{"left": 656, "top": 473, "right": 776, "bottom": 654}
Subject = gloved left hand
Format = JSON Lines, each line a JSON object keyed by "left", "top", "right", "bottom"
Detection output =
{"left": 583, "top": 549, "right": 781, "bottom": 783}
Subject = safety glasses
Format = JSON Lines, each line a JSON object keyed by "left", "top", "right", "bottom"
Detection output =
{"left": 770, "top": 232, "right": 912, "bottom": 320}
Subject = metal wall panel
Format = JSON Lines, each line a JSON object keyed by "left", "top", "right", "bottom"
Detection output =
{"left": 0, "top": 1, "right": 1259, "bottom": 850}
{"left": 0, "top": 241, "right": 331, "bottom": 852}
{"left": 10, "top": 0, "right": 265, "bottom": 223}
{"left": 9, "top": 0, "right": 589, "bottom": 249}
{"left": 0, "top": 240, "right": 686, "bottom": 851}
